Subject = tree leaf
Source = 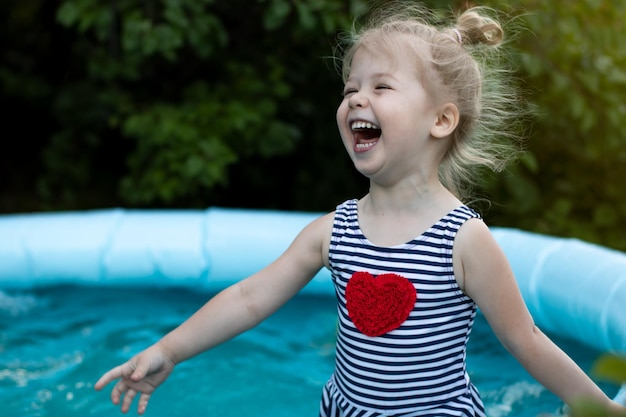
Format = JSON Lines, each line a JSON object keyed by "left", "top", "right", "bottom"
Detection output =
{"left": 591, "top": 354, "right": 626, "bottom": 384}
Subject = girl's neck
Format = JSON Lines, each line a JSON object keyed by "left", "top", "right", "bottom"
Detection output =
{"left": 363, "top": 179, "right": 459, "bottom": 215}
{"left": 356, "top": 181, "right": 462, "bottom": 247}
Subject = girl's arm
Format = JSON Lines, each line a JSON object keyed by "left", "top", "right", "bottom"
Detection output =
{"left": 158, "top": 211, "right": 333, "bottom": 362}
{"left": 95, "top": 212, "right": 334, "bottom": 414}
{"left": 454, "top": 219, "right": 624, "bottom": 412}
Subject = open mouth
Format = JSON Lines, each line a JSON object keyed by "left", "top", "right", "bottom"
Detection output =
{"left": 351, "top": 121, "right": 381, "bottom": 150}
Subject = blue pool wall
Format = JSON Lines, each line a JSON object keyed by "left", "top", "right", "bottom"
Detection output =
{"left": 0, "top": 207, "right": 625, "bottom": 357}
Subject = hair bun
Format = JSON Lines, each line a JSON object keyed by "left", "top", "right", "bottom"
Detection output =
{"left": 455, "top": 7, "right": 504, "bottom": 46}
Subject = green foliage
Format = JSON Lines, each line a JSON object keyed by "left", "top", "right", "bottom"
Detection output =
{"left": 56, "top": 0, "right": 226, "bottom": 67}
{"left": 592, "top": 355, "right": 626, "bottom": 386}
{"left": 570, "top": 401, "right": 626, "bottom": 417}
{"left": 569, "top": 354, "right": 626, "bottom": 417}
{"left": 15, "top": 0, "right": 367, "bottom": 208}
{"left": 2, "top": 0, "right": 626, "bottom": 252}
{"left": 479, "top": 0, "right": 626, "bottom": 251}
{"left": 119, "top": 75, "right": 299, "bottom": 203}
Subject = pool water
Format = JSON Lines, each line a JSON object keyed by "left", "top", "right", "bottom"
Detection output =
{"left": 0, "top": 285, "right": 618, "bottom": 417}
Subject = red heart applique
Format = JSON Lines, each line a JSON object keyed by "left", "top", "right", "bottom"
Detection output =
{"left": 345, "top": 272, "right": 417, "bottom": 337}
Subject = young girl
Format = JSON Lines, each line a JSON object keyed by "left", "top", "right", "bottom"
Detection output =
{"left": 95, "top": 3, "right": 626, "bottom": 416}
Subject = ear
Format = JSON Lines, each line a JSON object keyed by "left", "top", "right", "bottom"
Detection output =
{"left": 430, "top": 103, "right": 460, "bottom": 139}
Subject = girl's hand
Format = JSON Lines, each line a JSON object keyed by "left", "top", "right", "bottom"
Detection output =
{"left": 94, "top": 343, "right": 175, "bottom": 414}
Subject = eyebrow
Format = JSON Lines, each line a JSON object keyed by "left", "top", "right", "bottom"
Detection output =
{"left": 371, "top": 72, "right": 396, "bottom": 80}
{"left": 345, "top": 72, "right": 398, "bottom": 84}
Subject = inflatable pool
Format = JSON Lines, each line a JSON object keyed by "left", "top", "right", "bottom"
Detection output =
{"left": 0, "top": 206, "right": 625, "bottom": 358}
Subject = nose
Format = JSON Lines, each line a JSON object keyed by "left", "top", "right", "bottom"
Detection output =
{"left": 348, "top": 91, "right": 368, "bottom": 109}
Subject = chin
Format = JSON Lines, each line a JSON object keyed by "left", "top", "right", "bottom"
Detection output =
{"left": 352, "top": 163, "right": 378, "bottom": 179}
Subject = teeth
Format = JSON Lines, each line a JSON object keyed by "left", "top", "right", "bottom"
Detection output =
{"left": 351, "top": 121, "right": 379, "bottom": 130}
{"left": 356, "top": 142, "right": 377, "bottom": 150}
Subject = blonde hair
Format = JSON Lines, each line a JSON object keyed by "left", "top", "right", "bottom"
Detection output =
{"left": 335, "top": 2, "right": 525, "bottom": 201}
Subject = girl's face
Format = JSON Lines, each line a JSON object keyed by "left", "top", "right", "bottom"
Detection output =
{"left": 336, "top": 37, "right": 443, "bottom": 186}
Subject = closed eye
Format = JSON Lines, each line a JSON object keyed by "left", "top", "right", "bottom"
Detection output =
{"left": 343, "top": 88, "right": 358, "bottom": 97}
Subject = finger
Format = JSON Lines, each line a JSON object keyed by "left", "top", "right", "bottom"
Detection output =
{"left": 137, "top": 392, "right": 151, "bottom": 415}
{"left": 94, "top": 365, "right": 125, "bottom": 390}
{"left": 110, "top": 379, "right": 129, "bottom": 405}
{"left": 121, "top": 388, "right": 138, "bottom": 413}
{"left": 129, "top": 356, "right": 153, "bottom": 381}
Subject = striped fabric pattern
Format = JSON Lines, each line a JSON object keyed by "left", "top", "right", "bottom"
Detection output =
{"left": 320, "top": 199, "right": 486, "bottom": 417}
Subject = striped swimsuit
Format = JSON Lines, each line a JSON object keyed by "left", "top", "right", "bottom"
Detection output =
{"left": 320, "top": 199, "right": 486, "bottom": 417}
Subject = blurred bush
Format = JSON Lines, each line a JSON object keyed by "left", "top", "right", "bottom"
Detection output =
{"left": 1, "top": 0, "right": 626, "bottom": 251}
{"left": 569, "top": 354, "right": 626, "bottom": 416}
